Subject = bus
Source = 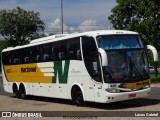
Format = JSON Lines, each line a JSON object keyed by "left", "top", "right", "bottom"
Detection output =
{"left": 1, "top": 30, "right": 158, "bottom": 106}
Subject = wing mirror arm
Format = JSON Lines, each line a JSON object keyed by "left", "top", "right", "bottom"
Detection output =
{"left": 146, "top": 45, "right": 159, "bottom": 76}
{"left": 146, "top": 45, "right": 158, "bottom": 62}
{"left": 98, "top": 48, "right": 108, "bottom": 66}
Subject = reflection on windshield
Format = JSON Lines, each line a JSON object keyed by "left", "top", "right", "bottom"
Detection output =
{"left": 104, "top": 50, "right": 149, "bottom": 83}
{"left": 97, "top": 35, "right": 141, "bottom": 50}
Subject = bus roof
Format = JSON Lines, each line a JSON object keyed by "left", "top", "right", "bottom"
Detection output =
{"left": 2, "top": 30, "right": 138, "bottom": 52}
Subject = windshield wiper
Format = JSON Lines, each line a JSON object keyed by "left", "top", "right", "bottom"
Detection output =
{"left": 128, "top": 57, "right": 143, "bottom": 81}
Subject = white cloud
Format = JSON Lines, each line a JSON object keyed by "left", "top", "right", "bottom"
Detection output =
{"left": 47, "top": 18, "right": 76, "bottom": 34}
{"left": 48, "top": 18, "right": 61, "bottom": 33}
{"left": 78, "top": 19, "right": 105, "bottom": 32}
{"left": 46, "top": 18, "right": 108, "bottom": 34}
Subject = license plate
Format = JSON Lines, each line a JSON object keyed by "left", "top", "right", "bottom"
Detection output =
{"left": 128, "top": 94, "right": 136, "bottom": 98}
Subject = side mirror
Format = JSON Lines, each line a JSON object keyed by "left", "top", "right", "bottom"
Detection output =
{"left": 146, "top": 45, "right": 158, "bottom": 62}
{"left": 146, "top": 45, "right": 158, "bottom": 76}
{"left": 98, "top": 48, "right": 108, "bottom": 66}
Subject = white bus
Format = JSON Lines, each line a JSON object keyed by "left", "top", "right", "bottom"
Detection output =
{"left": 1, "top": 30, "right": 158, "bottom": 106}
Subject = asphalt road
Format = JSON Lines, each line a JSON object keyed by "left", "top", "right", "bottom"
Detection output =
{"left": 0, "top": 84, "right": 160, "bottom": 109}
{"left": 0, "top": 84, "right": 160, "bottom": 120}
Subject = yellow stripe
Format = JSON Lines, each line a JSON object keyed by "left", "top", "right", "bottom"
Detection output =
{"left": 4, "top": 63, "right": 53, "bottom": 83}
{"left": 122, "top": 80, "right": 150, "bottom": 89}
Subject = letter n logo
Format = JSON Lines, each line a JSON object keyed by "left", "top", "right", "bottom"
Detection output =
{"left": 52, "top": 60, "right": 70, "bottom": 83}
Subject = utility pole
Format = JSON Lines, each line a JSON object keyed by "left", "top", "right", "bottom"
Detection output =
{"left": 61, "top": 0, "right": 63, "bottom": 34}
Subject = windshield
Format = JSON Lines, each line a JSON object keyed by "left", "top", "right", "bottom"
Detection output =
{"left": 103, "top": 50, "right": 149, "bottom": 83}
{"left": 97, "top": 35, "right": 142, "bottom": 50}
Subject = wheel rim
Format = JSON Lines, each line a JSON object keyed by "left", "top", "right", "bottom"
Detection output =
{"left": 75, "top": 91, "right": 83, "bottom": 104}
{"left": 20, "top": 89, "right": 26, "bottom": 99}
{"left": 72, "top": 88, "right": 84, "bottom": 105}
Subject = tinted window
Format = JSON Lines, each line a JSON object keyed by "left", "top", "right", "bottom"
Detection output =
{"left": 97, "top": 35, "right": 141, "bottom": 50}
{"left": 31, "top": 45, "right": 42, "bottom": 62}
{"left": 42, "top": 44, "right": 52, "bottom": 62}
{"left": 2, "top": 52, "right": 9, "bottom": 65}
{"left": 21, "top": 48, "right": 30, "bottom": 64}
{"left": 53, "top": 41, "right": 66, "bottom": 60}
{"left": 12, "top": 50, "right": 21, "bottom": 64}
{"left": 67, "top": 38, "right": 81, "bottom": 60}
{"left": 82, "top": 36, "right": 102, "bottom": 82}
{"left": 2, "top": 37, "right": 82, "bottom": 65}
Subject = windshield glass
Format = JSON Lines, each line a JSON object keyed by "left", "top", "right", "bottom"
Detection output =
{"left": 97, "top": 35, "right": 142, "bottom": 50}
{"left": 103, "top": 50, "right": 149, "bottom": 83}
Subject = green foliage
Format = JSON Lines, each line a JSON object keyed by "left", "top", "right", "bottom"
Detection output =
{"left": 30, "top": 33, "right": 47, "bottom": 40}
{"left": 0, "top": 7, "right": 45, "bottom": 47}
{"left": 0, "top": 40, "right": 8, "bottom": 53}
{"left": 150, "top": 73, "right": 160, "bottom": 83}
{"left": 108, "top": 0, "right": 160, "bottom": 50}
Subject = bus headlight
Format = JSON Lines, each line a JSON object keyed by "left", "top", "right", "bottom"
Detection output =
{"left": 105, "top": 84, "right": 120, "bottom": 93}
{"left": 143, "top": 83, "right": 150, "bottom": 89}
{"left": 105, "top": 88, "right": 120, "bottom": 93}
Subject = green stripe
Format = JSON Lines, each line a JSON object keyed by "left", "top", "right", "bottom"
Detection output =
{"left": 52, "top": 60, "right": 70, "bottom": 84}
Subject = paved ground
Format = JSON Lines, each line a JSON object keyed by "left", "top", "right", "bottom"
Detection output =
{"left": 0, "top": 84, "right": 160, "bottom": 120}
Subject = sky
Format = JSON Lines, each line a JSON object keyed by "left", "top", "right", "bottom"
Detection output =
{"left": 0, "top": 0, "right": 117, "bottom": 35}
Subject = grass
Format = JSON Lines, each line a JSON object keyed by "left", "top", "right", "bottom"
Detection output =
{"left": 150, "top": 73, "right": 160, "bottom": 84}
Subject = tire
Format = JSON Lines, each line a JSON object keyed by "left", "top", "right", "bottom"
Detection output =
{"left": 13, "top": 84, "right": 20, "bottom": 98}
{"left": 19, "top": 85, "right": 27, "bottom": 99}
{"left": 71, "top": 87, "right": 85, "bottom": 106}
{"left": 13, "top": 90, "right": 20, "bottom": 98}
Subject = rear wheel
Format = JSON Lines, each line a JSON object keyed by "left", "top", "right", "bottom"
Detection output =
{"left": 14, "top": 90, "right": 20, "bottom": 98}
{"left": 13, "top": 84, "right": 20, "bottom": 98}
{"left": 71, "top": 87, "right": 85, "bottom": 106}
{"left": 19, "top": 85, "right": 27, "bottom": 99}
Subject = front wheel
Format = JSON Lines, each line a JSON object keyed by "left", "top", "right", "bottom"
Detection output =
{"left": 71, "top": 87, "right": 85, "bottom": 106}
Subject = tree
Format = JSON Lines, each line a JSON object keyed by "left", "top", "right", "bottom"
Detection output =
{"left": 0, "top": 40, "right": 8, "bottom": 52}
{"left": 0, "top": 7, "right": 45, "bottom": 46}
{"left": 108, "top": 0, "right": 160, "bottom": 50}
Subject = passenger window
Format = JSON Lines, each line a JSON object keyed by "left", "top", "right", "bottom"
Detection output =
{"left": 59, "top": 52, "right": 65, "bottom": 60}
{"left": 24, "top": 57, "right": 29, "bottom": 63}
{"left": 21, "top": 48, "right": 30, "bottom": 64}
{"left": 2, "top": 52, "right": 10, "bottom": 65}
{"left": 31, "top": 46, "right": 42, "bottom": 62}
{"left": 14, "top": 58, "right": 20, "bottom": 64}
{"left": 12, "top": 50, "right": 21, "bottom": 65}
{"left": 67, "top": 37, "right": 82, "bottom": 60}
{"left": 77, "top": 50, "right": 81, "bottom": 60}
{"left": 42, "top": 44, "right": 52, "bottom": 62}
{"left": 54, "top": 41, "right": 67, "bottom": 60}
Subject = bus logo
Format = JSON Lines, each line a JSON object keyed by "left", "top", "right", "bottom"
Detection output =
{"left": 53, "top": 60, "right": 70, "bottom": 84}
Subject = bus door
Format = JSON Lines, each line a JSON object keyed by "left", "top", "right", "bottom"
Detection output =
{"left": 82, "top": 36, "right": 103, "bottom": 102}
{"left": 91, "top": 52, "right": 103, "bottom": 102}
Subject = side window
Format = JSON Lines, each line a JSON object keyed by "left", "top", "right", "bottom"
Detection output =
{"left": 13, "top": 50, "right": 21, "bottom": 65}
{"left": 2, "top": 52, "right": 9, "bottom": 65}
{"left": 91, "top": 53, "right": 102, "bottom": 82}
{"left": 42, "top": 44, "right": 52, "bottom": 62}
{"left": 31, "top": 45, "right": 42, "bottom": 63}
{"left": 67, "top": 37, "right": 82, "bottom": 60}
{"left": 21, "top": 48, "right": 30, "bottom": 64}
{"left": 8, "top": 52, "right": 14, "bottom": 65}
{"left": 54, "top": 41, "right": 67, "bottom": 60}
{"left": 82, "top": 37, "right": 102, "bottom": 82}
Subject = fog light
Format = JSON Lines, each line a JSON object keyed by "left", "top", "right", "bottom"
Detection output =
{"left": 105, "top": 88, "right": 119, "bottom": 93}
{"left": 143, "top": 85, "right": 150, "bottom": 89}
